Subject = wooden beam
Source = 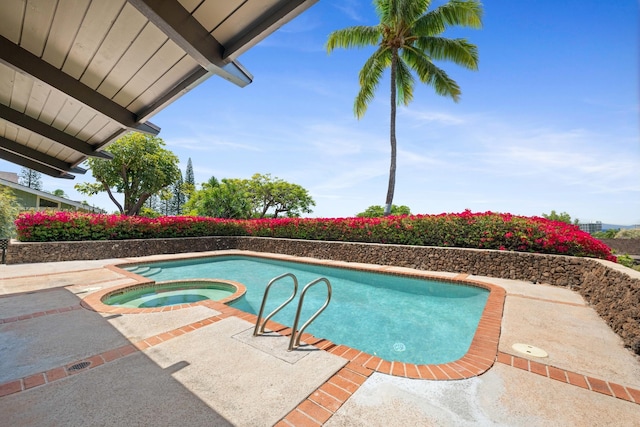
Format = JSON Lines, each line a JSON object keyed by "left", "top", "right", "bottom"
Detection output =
{"left": 223, "top": 0, "right": 319, "bottom": 59}
{"left": 0, "top": 104, "right": 112, "bottom": 159}
{"left": 137, "top": 67, "right": 211, "bottom": 123}
{"left": 127, "top": 0, "right": 252, "bottom": 87}
{"left": 0, "top": 35, "right": 160, "bottom": 135}
{"left": 0, "top": 136, "right": 86, "bottom": 174}
{"left": 0, "top": 147, "right": 75, "bottom": 179}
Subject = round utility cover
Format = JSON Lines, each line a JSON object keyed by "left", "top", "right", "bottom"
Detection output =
{"left": 512, "top": 343, "right": 548, "bottom": 358}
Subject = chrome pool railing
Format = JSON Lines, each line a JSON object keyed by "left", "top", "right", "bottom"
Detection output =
{"left": 288, "top": 277, "right": 332, "bottom": 351}
{"left": 253, "top": 272, "right": 299, "bottom": 336}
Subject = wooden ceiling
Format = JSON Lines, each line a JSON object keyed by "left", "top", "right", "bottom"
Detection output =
{"left": 0, "top": 0, "right": 317, "bottom": 178}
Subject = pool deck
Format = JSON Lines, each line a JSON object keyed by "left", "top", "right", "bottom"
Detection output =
{"left": 1, "top": 249, "right": 640, "bottom": 426}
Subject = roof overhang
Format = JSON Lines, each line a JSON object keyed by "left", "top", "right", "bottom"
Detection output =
{"left": 0, "top": 0, "right": 317, "bottom": 178}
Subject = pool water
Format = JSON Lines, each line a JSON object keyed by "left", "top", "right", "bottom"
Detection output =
{"left": 104, "top": 281, "right": 236, "bottom": 308}
{"left": 124, "top": 256, "right": 489, "bottom": 364}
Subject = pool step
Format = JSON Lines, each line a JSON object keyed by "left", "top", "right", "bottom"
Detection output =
{"left": 145, "top": 267, "right": 162, "bottom": 277}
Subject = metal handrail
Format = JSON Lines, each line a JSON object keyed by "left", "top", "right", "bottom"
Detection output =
{"left": 288, "top": 277, "right": 332, "bottom": 351}
{"left": 253, "top": 273, "right": 298, "bottom": 336}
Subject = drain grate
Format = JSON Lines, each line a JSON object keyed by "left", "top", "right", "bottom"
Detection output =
{"left": 67, "top": 361, "right": 92, "bottom": 372}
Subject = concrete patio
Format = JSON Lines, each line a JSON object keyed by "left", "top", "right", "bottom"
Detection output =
{"left": 1, "top": 250, "right": 639, "bottom": 426}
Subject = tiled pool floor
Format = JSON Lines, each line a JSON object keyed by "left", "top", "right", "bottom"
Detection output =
{"left": 1, "top": 250, "right": 639, "bottom": 426}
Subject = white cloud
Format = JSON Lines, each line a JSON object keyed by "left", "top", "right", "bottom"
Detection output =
{"left": 333, "top": 0, "right": 367, "bottom": 22}
{"left": 399, "top": 108, "right": 466, "bottom": 126}
{"left": 167, "top": 136, "right": 262, "bottom": 152}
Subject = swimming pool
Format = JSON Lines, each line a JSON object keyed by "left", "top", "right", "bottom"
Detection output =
{"left": 123, "top": 255, "right": 489, "bottom": 365}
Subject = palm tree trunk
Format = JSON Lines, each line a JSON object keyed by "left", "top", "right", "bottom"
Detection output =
{"left": 384, "top": 50, "right": 398, "bottom": 216}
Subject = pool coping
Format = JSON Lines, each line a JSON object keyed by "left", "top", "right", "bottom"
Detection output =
{"left": 82, "top": 250, "right": 506, "bottom": 380}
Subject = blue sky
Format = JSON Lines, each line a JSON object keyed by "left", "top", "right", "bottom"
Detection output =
{"left": 2, "top": 0, "right": 639, "bottom": 224}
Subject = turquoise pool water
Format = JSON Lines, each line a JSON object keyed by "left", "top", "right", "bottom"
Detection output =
{"left": 124, "top": 256, "right": 489, "bottom": 364}
{"left": 104, "top": 281, "right": 236, "bottom": 308}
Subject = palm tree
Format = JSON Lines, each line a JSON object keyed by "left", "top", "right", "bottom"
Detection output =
{"left": 327, "top": 0, "right": 482, "bottom": 215}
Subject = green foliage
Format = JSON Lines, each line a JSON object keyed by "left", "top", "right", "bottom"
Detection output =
{"left": 51, "top": 189, "right": 66, "bottom": 198}
{"left": 19, "top": 167, "right": 43, "bottom": 190}
{"left": 75, "top": 133, "right": 180, "bottom": 216}
{"left": 0, "top": 186, "right": 21, "bottom": 238}
{"left": 617, "top": 254, "right": 636, "bottom": 268}
{"left": 184, "top": 158, "right": 195, "bottom": 199}
{"left": 357, "top": 205, "right": 411, "bottom": 217}
{"left": 185, "top": 173, "right": 315, "bottom": 219}
{"left": 184, "top": 178, "right": 252, "bottom": 219}
{"left": 592, "top": 229, "right": 619, "bottom": 239}
{"left": 170, "top": 171, "right": 186, "bottom": 215}
{"left": 138, "top": 206, "right": 161, "bottom": 218}
{"left": 541, "top": 210, "right": 579, "bottom": 225}
{"left": 615, "top": 228, "right": 640, "bottom": 239}
{"left": 327, "top": 0, "right": 482, "bottom": 214}
{"left": 245, "top": 173, "right": 315, "bottom": 218}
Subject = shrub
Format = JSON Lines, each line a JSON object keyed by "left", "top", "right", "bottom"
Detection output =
{"left": 617, "top": 254, "right": 636, "bottom": 268}
{"left": 615, "top": 229, "right": 640, "bottom": 239}
{"left": 14, "top": 210, "right": 616, "bottom": 261}
{"left": 0, "top": 186, "right": 21, "bottom": 238}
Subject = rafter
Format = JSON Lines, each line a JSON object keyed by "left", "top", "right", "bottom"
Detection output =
{"left": 0, "top": 35, "right": 160, "bottom": 136}
{"left": 0, "top": 105, "right": 112, "bottom": 160}
{"left": 127, "top": 0, "right": 252, "bottom": 87}
{"left": 0, "top": 146, "right": 75, "bottom": 179}
{"left": 0, "top": 136, "right": 86, "bottom": 174}
{"left": 136, "top": 67, "right": 211, "bottom": 123}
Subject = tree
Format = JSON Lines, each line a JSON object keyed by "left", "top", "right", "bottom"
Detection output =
{"left": 184, "top": 174, "right": 315, "bottom": 219}
{"left": 541, "top": 210, "right": 579, "bottom": 225}
{"left": 245, "top": 173, "right": 315, "bottom": 218}
{"left": 51, "top": 189, "right": 67, "bottom": 198}
{"left": 327, "top": 0, "right": 482, "bottom": 216}
{"left": 184, "top": 158, "right": 195, "bottom": 199}
{"left": 75, "top": 133, "right": 180, "bottom": 216}
{"left": 169, "top": 171, "right": 186, "bottom": 215}
{"left": 357, "top": 204, "right": 411, "bottom": 217}
{"left": 184, "top": 177, "right": 252, "bottom": 219}
{"left": 0, "top": 186, "right": 21, "bottom": 238}
{"left": 19, "top": 167, "right": 43, "bottom": 190}
{"left": 141, "top": 194, "right": 162, "bottom": 218}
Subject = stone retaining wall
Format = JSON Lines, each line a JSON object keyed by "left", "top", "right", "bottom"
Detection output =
{"left": 599, "top": 238, "right": 640, "bottom": 256}
{"left": 6, "top": 236, "right": 640, "bottom": 354}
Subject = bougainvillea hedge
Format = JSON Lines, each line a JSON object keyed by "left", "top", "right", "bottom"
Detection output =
{"left": 14, "top": 210, "right": 616, "bottom": 261}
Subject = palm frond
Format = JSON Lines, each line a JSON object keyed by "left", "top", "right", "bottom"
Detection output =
{"left": 394, "top": 57, "right": 415, "bottom": 106}
{"left": 401, "top": 47, "right": 461, "bottom": 101}
{"left": 354, "top": 48, "right": 390, "bottom": 118}
{"left": 423, "top": 61, "right": 462, "bottom": 101}
{"left": 400, "top": 46, "right": 431, "bottom": 81}
{"left": 376, "top": 0, "right": 431, "bottom": 33}
{"left": 374, "top": 0, "right": 392, "bottom": 24}
{"left": 399, "top": 0, "right": 431, "bottom": 26}
{"left": 415, "top": 37, "right": 479, "bottom": 70}
{"left": 415, "top": 0, "right": 483, "bottom": 36}
{"left": 326, "top": 26, "right": 381, "bottom": 52}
